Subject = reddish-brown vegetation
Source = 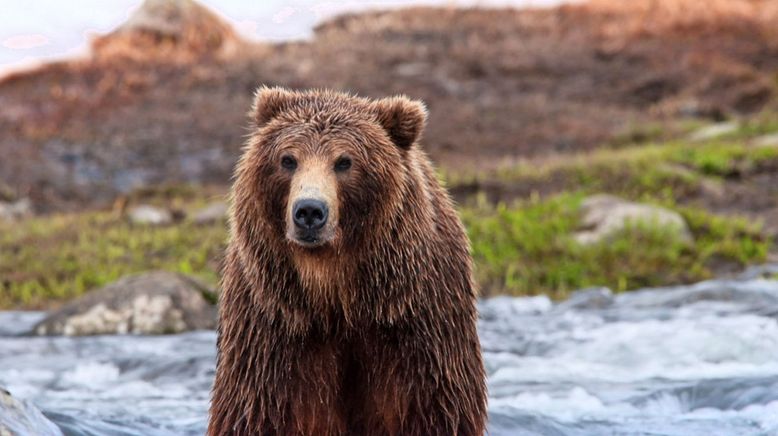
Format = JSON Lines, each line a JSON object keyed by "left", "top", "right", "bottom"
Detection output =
{"left": 1, "top": 0, "right": 777, "bottom": 211}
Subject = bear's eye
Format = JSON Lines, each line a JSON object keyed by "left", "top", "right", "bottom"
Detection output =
{"left": 281, "top": 155, "right": 297, "bottom": 171}
{"left": 334, "top": 156, "right": 352, "bottom": 172}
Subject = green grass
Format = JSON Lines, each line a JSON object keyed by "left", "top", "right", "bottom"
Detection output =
{"left": 1, "top": 118, "right": 776, "bottom": 308}
{"left": 463, "top": 194, "right": 767, "bottom": 298}
{"left": 0, "top": 190, "right": 768, "bottom": 308}
{"left": 449, "top": 120, "right": 777, "bottom": 297}
{"left": 734, "top": 114, "right": 778, "bottom": 137}
{"left": 667, "top": 140, "right": 778, "bottom": 177}
{"left": 0, "top": 211, "right": 227, "bottom": 308}
{"left": 444, "top": 114, "right": 778, "bottom": 197}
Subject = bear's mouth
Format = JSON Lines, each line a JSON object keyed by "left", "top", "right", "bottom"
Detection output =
{"left": 289, "top": 230, "right": 329, "bottom": 248}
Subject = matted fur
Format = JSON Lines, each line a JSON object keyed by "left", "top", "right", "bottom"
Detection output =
{"left": 208, "top": 87, "right": 487, "bottom": 435}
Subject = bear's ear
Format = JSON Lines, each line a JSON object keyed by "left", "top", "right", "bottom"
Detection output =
{"left": 250, "top": 86, "right": 296, "bottom": 127}
{"left": 371, "top": 96, "right": 427, "bottom": 150}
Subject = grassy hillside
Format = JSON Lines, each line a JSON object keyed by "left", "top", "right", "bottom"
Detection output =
{"left": 1, "top": 123, "right": 774, "bottom": 308}
{"left": 1, "top": 0, "right": 777, "bottom": 308}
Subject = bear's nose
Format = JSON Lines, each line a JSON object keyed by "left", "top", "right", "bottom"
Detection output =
{"left": 293, "top": 199, "right": 328, "bottom": 230}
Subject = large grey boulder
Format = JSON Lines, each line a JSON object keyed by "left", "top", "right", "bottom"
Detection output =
{"left": 0, "top": 388, "right": 62, "bottom": 436}
{"left": 31, "top": 271, "right": 217, "bottom": 336}
{"left": 574, "top": 194, "right": 692, "bottom": 245}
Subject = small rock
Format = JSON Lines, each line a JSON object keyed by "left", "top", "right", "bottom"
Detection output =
{"left": 703, "top": 254, "right": 744, "bottom": 278}
{"left": 192, "top": 201, "right": 228, "bottom": 225}
{"left": 395, "top": 62, "right": 429, "bottom": 77}
{"left": 574, "top": 194, "right": 692, "bottom": 245}
{"left": 656, "top": 163, "right": 696, "bottom": 179}
{"left": 0, "top": 198, "right": 32, "bottom": 221}
{"left": 657, "top": 163, "right": 726, "bottom": 198}
{"left": 479, "top": 295, "right": 552, "bottom": 320}
{"left": 31, "top": 271, "right": 217, "bottom": 336}
{"left": 127, "top": 204, "right": 173, "bottom": 225}
{"left": 738, "top": 264, "right": 778, "bottom": 281}
{"left": 0, "top": 183, "right": 15, "bottom": 202}
{"left": 753, "top": 132, "right": 778, "bottom": 148}
{"left": 555, "top": 287, "right": 614, "bottom": 311}
{"left": 676, "top": 99, "right": 703, "bottom": 118}
{"left": 688, "top": 121, "right": 739, "bottom": 141}
{"left": 0, "top": 387, "right": 62, "bottom": 436}
{"left": 698, "top": 177, "right": 726, "bottom": 199}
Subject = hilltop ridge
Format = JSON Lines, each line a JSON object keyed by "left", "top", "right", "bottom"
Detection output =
{"left": 0, "top": 0, "right": 777, "bottom": 211}
{"left": 91, "top": 0, "right": 243, "bottom": 60}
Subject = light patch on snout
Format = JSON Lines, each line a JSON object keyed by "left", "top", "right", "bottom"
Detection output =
{"left": 286, "top": 158, "right": 340, "bottom": 247}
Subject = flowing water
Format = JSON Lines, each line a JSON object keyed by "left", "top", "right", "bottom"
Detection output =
{"left": 2, "top": 274, "right": 778, "bottom": 435}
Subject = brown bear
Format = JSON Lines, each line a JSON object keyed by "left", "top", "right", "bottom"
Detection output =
{"left": 208, "top": 87, "right": 487, "bottom": 436}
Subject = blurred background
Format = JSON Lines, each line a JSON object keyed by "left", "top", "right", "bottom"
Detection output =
{"left": 1, "top": 0, "right": 778, "bottom": 435}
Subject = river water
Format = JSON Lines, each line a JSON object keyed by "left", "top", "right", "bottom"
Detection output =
{"left": 2, "top": 274, "right": 778, "bottom": 435}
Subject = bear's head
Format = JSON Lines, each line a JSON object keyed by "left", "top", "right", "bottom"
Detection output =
{"left": 231, "top": 87, "right": 427, "bottom": 287}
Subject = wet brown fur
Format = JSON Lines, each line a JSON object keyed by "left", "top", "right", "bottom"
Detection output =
{"left": 208, "top": 87, "right": 487, "bottom": 435}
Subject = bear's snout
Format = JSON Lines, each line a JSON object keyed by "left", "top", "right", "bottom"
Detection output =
{"left": 293, "top": 199, "right": 328, "bottom": 231}
{"left": 285, "top": 159, "right": 339, "bottom": 248}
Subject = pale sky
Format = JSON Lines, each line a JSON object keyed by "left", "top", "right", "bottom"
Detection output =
{"left": 0, "top": 0, "right": 568, "bottom": 72}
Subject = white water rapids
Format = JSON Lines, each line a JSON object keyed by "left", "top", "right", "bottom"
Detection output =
{"left": 2, "top": 273, "right": 778, "bottom": 435}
